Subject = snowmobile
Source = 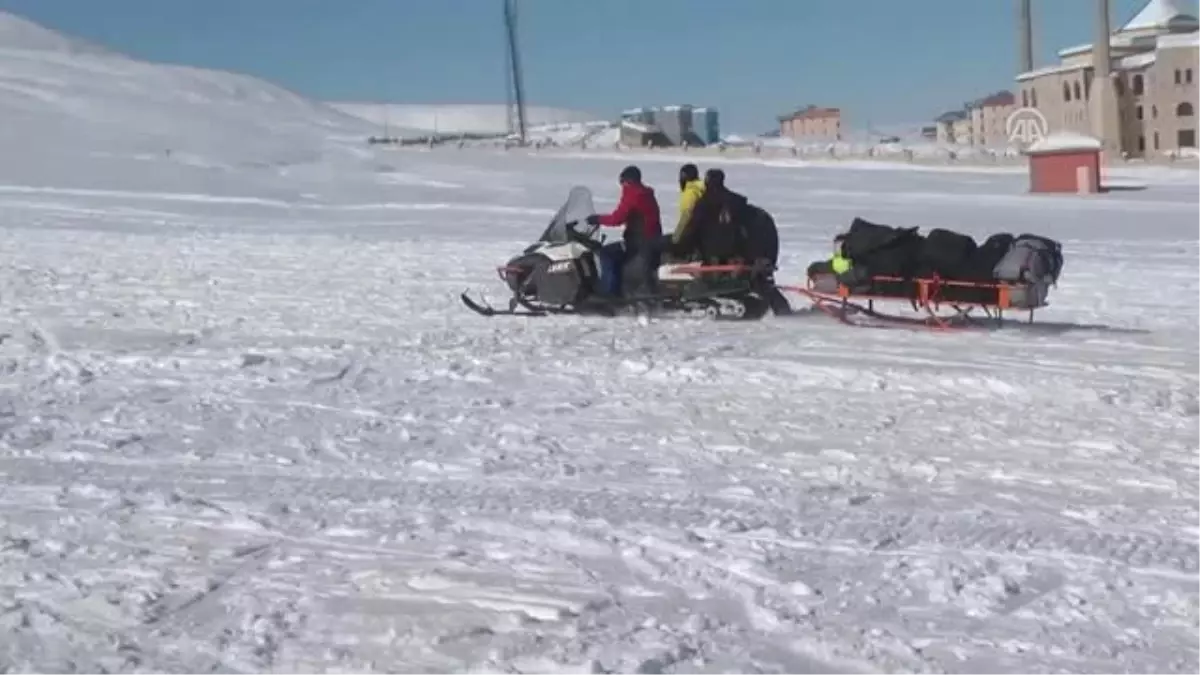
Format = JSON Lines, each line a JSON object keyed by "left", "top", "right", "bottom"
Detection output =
{"left": 460, "top": 186, "right": 792, "bottom": 320}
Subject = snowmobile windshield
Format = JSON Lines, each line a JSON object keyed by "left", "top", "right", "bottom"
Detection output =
{"left": 538, "top": 186, "right": 598, "bottom": 243}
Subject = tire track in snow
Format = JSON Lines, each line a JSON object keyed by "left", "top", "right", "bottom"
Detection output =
{"left": 6, "top": 454, "right": 1194, "bottom": 580}
{"left": 586, "top": 512, "right": 1198, "bottom": 673}
{"left": 597, "top": 525, "right": 938, "bottom": 674}
{"left": 721, "top": 510, "right": 1198, "bottom": 580}
{"left": 14, "top": 453, "right": 1191, "bottom": 670}
{"left": 21, "top": 456, "right": 1200, "bottom": 667}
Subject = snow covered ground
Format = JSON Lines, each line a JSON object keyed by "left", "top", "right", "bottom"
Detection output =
{"left": 2, "top": 8, "right": 1199, "bottom": 674}
{"left": 2, "top": 148, "right": 1197, "bottom": 673}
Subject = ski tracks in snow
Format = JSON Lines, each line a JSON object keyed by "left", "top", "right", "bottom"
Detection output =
{"left": 0, "top": 173, "right": 1197, "bottom": 673}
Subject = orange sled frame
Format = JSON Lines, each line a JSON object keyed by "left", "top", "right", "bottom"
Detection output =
{"left": 784, "top": 273, "right": 1047, "bottom": 332}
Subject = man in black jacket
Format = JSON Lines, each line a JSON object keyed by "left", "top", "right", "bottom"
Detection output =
{"left": 670, "top": 169, "right": 791, "bottom": 315}
{"left": 672, "top": 168, "right": 750, "bottom": 264}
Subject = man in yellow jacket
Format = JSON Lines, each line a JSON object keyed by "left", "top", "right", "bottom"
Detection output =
{"left": 670, "top": 163, "right": 706, "bottom": 248}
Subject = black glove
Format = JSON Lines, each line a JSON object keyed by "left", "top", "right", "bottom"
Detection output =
{"left": 584, "top": 214, "right": 601, "bottom": 226}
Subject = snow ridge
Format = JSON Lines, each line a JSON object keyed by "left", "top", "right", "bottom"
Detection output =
{"left": 331, "top": 102, "right": 599, "bottom": 136}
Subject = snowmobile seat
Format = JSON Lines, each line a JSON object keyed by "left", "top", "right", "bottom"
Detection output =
{"left": 741, "top": 205, "right": 780, "bottom": 271}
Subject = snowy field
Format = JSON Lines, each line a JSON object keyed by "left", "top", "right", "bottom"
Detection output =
{"left": 2, "top": 148, "right": 1198, "bottom": 674}
{"left": 2, "top": 8, "right": 1199, "bottom": 674}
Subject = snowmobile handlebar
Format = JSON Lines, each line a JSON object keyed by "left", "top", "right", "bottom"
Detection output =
{"left": 563, "top": 220, "right": 602, "bottom": 251}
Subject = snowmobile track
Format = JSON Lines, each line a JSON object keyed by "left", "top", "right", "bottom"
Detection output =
{"left": 769, "top": 509, "right": 1199, "bottom": 578}
{"left": 6, "top": 455, "right": 1192, "bottom": 579}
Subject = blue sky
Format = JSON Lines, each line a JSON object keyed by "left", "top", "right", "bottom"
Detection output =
{"left": 0, "top": 0, "right": 1191, "bottom": 131}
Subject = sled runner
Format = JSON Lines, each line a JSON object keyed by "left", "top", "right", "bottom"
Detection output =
{"left": 795, "top": 217, "right": 1064, "bottom": 332}
{"left": 460, "top": 186, "right": 792, "bottom": 321}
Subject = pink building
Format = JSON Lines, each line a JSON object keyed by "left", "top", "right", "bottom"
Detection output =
{"left": 778, "top": 105, "right": 842, "bottom": 143}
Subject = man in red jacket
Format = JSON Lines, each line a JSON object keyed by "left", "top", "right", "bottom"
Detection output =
{"left": 586, "top": 165, "right": 663, "bottom": 301}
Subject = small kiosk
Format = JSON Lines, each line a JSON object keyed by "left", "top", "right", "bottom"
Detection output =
{"left": 1023, "top": 132, "right": 1104, "bottom": 194}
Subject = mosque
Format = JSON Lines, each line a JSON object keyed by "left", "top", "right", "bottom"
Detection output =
{"left": 935, "top": 0, "right": 1198, "bottom": 156}
{"left": 1014, "top": 0, "right": 1198, "bottom": 156}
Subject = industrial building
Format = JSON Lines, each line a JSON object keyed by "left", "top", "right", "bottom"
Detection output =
{"left": 690, "top": 108, "right": 720, "bottom": 145}
{"left": 619, "top": 105, "right": 720, "bottom": 147}
{"left": 617, "top": 120, "right": 670, "bottom": 148}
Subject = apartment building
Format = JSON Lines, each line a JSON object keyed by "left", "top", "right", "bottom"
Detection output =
{"left": 778, "top": 105, "right": 842, "bottom": 143}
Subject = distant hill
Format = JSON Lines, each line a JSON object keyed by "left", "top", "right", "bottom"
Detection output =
{"left": 0, "top": 9, "right": 387, "bottom": 191}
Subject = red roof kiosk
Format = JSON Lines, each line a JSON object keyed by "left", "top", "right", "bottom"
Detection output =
{"left": 1024, "top": 132, "right": 1103, "bottom": 194}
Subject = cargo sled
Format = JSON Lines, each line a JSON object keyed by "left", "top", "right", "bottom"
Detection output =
{"left": 461, "top": 186, "right": 792, "bottom": 320}
{"left": 793, "top": 217, "right": 1064, "bottom": 331}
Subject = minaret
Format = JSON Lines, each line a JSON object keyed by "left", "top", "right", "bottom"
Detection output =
{"left": 1091, "top": 0, "right": 1121, "bottom": 156}
{"left": 1019, "top": 0, "right": 1034, "bottom": 74}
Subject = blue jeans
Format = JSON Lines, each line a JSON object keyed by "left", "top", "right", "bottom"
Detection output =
{"left": 621, "top": 239, "right": 661, "bottom": 299}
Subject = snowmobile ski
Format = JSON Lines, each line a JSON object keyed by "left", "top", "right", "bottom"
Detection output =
{"left": 460, "top": 292, "right": 546, "bottom": 317}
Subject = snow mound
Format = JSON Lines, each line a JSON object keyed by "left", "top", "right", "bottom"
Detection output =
{"left": 0, "top": 10, "right": 379, "bottom": 191}
{"left": 587, "top": 125, "right": 620, "bottom": 146}
{"left": 520, "top": 120, "right": 615, "bottom": 146}
{"left": 330, "top": 102, "right": 598, "bottom": 136}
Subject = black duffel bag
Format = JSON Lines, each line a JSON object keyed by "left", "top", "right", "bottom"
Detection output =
{"left": 960, "top": 233, "right": 1015, "bottom": 281}
{"left": 918, "top": 228, "right": 977, "bottom": 279}
{"left": 841, "top": 217, "right": 923, "bottom": 278}
{"left": 841, "top": 217, "right": 920, "bottom": 260}
{"left": 861, "top": 234, "right": 924, "bottom": 277}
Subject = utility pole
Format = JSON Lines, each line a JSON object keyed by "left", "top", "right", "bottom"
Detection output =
{"left": 503, "top": 0, "right": 528, "bottom": 146}
{"left": 503, "top": 9, "right": 514, "bottom": 138}
{"left": 1091, "top": 0, "right": 1121, "bottom": 157}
